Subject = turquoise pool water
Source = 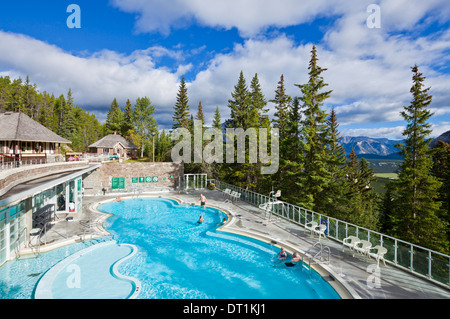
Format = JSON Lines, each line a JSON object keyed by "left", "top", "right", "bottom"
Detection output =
{"left": 0, "top": 197, "right": 340, "bottom": 299}
{"left": 97, "top": 198, "right": 340, "bottom": 299}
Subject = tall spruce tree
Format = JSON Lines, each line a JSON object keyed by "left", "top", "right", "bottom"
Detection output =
{"left": 432, "top": 141, "right": 450, "bottom": 246}
{"left": 391, "top": 65, "right": 448, "bottom": 253}
{"left": 172, "top": 76, "right": 191, "bottom": 130}
{"left": 322, "top": 108, "right": 349, "bottom": 218}
{"left": 226, "top": 71, "right": 252, "bottom": 129}
{"left": 271, "top": 74, "right": 292, "bottom": 138}
{"left": 295, "top": 45, "right": 332, "bottom": 211}
{"left": 121, "top": 99, "right": 134, "bottom": 136}
{"left": 106, "top": 98, "right": 124, "bottom": 134}
{"left": 133, "top": 97, "right": 158, "bottom": 158}
{"left": 212, "top": 106, "right": 222, "bottom": 130}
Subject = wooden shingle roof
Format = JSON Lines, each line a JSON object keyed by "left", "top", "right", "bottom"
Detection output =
{"left": 0, "top": 112, "right": 71, "bottom": 143}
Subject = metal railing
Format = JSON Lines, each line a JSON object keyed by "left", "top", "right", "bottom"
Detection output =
{"left": 209, "top": 178, "right": 450, "bottom": 287}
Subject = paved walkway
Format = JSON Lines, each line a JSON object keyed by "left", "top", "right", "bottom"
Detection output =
{"left": 33, "top": 189, "right": 450, "bottom": 299}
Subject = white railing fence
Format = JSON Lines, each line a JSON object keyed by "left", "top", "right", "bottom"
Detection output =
{"left": 208, "top": 178, "right": 450, "bottom": 288}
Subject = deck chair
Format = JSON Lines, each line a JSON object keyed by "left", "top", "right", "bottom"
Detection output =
{"left": 313, "top": 224, "right": 327, "bottom": 240}
{"left": 368, "top": 245, "right": 387, "bottom": 267}
{"left": 223, "top": 188, "right": 231, "bottom": 198}
{"left": 305, "top": 221, "right": 318, "bottom": 235}
{"left": 342, "top": 236, "right": 361, "bottom": 253}
{"left": 354, "top": 240, "right": 372, "bottom": 256}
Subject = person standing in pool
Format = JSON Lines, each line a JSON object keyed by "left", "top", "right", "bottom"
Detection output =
{"left": 278, "top": 248, "right": 287, "bottom": 260}
{"left": 200, "top": 194, "right": 206, "bottom": 208}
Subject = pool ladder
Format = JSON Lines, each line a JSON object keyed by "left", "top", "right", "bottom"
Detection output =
{"left": 302, "top": 241, "right": 331, "bottom": 273}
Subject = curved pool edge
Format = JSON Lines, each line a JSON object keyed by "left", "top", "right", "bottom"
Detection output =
{"left": 33, "top": 240, "right": 141, "bottom": 299}
{"left": 92, "top": 195, "right": 358, "bottom": 299}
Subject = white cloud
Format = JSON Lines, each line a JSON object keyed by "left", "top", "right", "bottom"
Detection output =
{"left": 0, "top": 31, "right": 184, "bottom": 120}
{"left": 1, "top": 0, "right": 450, "bottom": 135}
{"left": 110, "top": 0, "right": 355, "bottom": 36}
{"left": 341, "top": 126, "right": 406, "bottom": 140}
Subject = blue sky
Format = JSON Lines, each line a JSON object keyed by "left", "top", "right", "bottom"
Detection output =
{"left": 0, "top": 0, "right": 449, "bottom": 139}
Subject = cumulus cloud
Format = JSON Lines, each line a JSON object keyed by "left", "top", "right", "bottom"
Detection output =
{"left": 1, "top": 0, "right": 450, "bottom": 135}
{"left": 110, "top": 0, "right": 347, "bottom": 36}
{"left": 0, "top": 30, "right": 189, "bottom": 123}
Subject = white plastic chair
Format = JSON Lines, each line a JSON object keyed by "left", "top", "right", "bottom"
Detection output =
{"left": 305, "top": 221, "right": 318, "bottom": 235}
{"left": 342, "top": 236, "right": 361, "bottom": 253}
{"left": 231, "top": 191, "right": 241, "bottom": 201}
{"left": 354, "top": 240, "right": 372, "bottom": 256}
{"left": 368, "top": 245, "right": 388, "bottom": 267}
{"left": 313, "top": 224, "right": 327, "bottom": 240}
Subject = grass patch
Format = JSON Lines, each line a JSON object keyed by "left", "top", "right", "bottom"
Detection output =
{"left": 375, "top": 173, "right": 398, "bottom": 179}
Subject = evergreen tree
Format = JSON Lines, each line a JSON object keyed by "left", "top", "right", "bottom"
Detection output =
{"left": 322, "top": 108, "right": 349, "bottom": 218}
{"left": 56, "top": 92, "right": 76, "bottom": 140}
{"left": 212, "top": 106, "right": 222, "bottom": 130}
{"left": 271, "top": 74, "right": 292, "bottom": 138}
{"left": 133, "top": 97, "right": 158, "bottom": 158}
{"left": 121, "top": 99, "right": 134, "bottom": 136}
{"left": 295, "top": 45, "right": 332, "bottom": 211}
{"left": 380, "top": 182, "right": 395, "bottom": 234}
{"left": 172, "top": 76, "right": 191, "bottom": 130}
{"left": 432, "top": 141, "right": 450, "bottom": 246}
{"left": 226, "top": 71, "right": 252, "bottom": 129}
{"left": 196, "top": 101, "right": 205, "bottom": 127}
{"left": 391, "top": 65, "right": 448, "bottom": 253}
{"left": 276, "top": 97, "right": 303, "bottom": 205}
{"left": 106, "top": 98, "right": 124, "bottom": 134}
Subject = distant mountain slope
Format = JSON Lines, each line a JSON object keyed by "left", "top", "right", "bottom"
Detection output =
{"left": 340, "top": 136, "right": 401, "bottom": 156}
{"left": 430, "top": 130, "right": 450, "bottom": 148}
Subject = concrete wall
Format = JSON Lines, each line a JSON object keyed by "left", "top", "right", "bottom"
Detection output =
{"left": 0, "top": 161, "right": 90, "bottom": 198}
{"left": 82, "top": 162, "right": 184, "bottom": 195}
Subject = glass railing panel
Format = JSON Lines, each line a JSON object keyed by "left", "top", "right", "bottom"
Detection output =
{"left": 431, "top": 253, "right": 449, "bottom": 286}
{"left": 412, "top": 247, "right": 430, "bottom": 278}
{"left": 396, "top": 241, "right": 412, "bottom": 269}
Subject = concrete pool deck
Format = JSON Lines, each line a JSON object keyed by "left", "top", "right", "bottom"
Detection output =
{"left": 27, "top": 189, "right": 450, "bottom": 300}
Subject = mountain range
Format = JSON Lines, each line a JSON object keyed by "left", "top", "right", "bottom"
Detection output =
{"left": 340, "top": 130, "right": 450, "bottom": 157}
{"left": 340, "top": 136, "right": 401, "bottom": 156}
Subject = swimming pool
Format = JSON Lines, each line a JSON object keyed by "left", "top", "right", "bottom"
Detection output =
{"left": 96, "top": 197, "right": 340, "bottom": 299}
{"left": 0, "top": 197, "right": 341, "bottom": 299}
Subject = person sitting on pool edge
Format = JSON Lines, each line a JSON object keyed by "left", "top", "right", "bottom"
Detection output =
{"left": 285, "top": 252, "right": 301, "bottom": 267}
{"left": 199, "top": 194, "right": 206, "bottom": 208}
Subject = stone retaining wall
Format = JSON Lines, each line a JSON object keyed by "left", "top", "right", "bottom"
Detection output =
{"left": 82, "top": 162, "right": 184, "bottom": 195}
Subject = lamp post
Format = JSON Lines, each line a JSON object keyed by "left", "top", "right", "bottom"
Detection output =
{"left": 152, "top": 132, "right": 156, "bottom": 162}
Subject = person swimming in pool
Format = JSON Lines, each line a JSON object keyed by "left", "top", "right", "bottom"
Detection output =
{"left": 199, "top": 194, "right": 206, "bottom": 208}
{"left": 198, "top": 215, "right": 205, "bottom": 223}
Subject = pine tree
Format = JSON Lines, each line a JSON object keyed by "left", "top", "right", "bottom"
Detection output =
{"left": 121, "top": 99, "right": 134, "bottom": 136}
{"left": 212, "top": 106, "right": 222, "bottom": 130}
{"left": 106, "top": 98, "right": 124, "bottom": 134}
{"left": 196, "top": 101, "right": 205, "bottom": 127}
{"left": 322, "top": 108, "right": 349, "bottom": 219}
{"left": 432, "top": 140, "right": 450, "bottom": 244}
{"left": 172, "top": 76, "right": 191, "bottom": 130}
{"left": 134, "top": 97, "right": 158, "bottom": 158}
{"left": 271, "top": 74, "right": 292, "bottom": 138}
{"left": 391, "top": 65, "right": 448, "bottom": 253}
{"left": 226, "top": 71, "right": 251, "bottom": 129}
{"left": 295, "top": 45, "right": 332, "bottom": 211}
